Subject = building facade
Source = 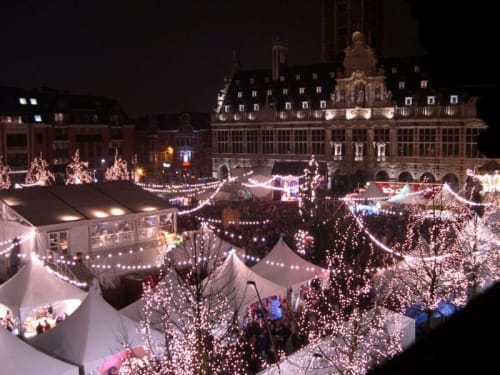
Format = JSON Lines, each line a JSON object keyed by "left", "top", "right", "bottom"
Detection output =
{"left": 0, "top": 86, "right": 135, "bottom": 183}
{"left": 211, "top": 31, "right": 490, "bottom": 194}
{"left": 133, "top": 112, "right": 212, "bottom": 184}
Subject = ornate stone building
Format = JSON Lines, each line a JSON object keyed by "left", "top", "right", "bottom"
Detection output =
{"left": 211, "top": 31, "right": 489, "bottom": 193}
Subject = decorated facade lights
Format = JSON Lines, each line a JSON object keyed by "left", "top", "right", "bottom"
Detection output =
{"left": 104, "top": 148, "right": 130, "bottom": 181}
{"left": 23, "top": 152, "right": 55, "bottom": 186}
{"left": 0, "top": 155, "right": 11, "bottom": 190}
{"left": 65, "top": 149, "right": 94, "bottom": 184}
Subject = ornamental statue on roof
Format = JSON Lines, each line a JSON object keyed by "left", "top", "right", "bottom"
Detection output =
{"left": 0, "top": 155, "right": 11, "bottom": 190}
{"left": 104, "top": 148, "right": 130, "bottom": 181}
{"left": 24, "top": 153, "right": 55, "bottom": 186}
{"left": 65, "top": 149, "right": 94, "bottom": 185}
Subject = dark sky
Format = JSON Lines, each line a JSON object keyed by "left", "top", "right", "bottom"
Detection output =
{"left": 1, "top": 0, "right": 425, "bottom": 118}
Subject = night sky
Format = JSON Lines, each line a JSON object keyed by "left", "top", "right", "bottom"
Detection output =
{"left": 0, "top": 1, "right": 498, "bottom": 155}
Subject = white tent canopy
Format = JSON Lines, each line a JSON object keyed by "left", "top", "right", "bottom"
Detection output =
{"left": 0, "top": 256, "right": 87, "bottom": 327}
{"left": 203, "top": 251, "right": 288, "bottom": 322}
{"left": 29, "top": 289, "right": 163, "bottom": 374}
{"left": 251, "top": 236, "right": 328, "bottom": 292}
{"left": 0, "top": 326, "right": 79, "bottom": 375}
{"left": 259, "top": 307, "right": 415, "bottom": 374}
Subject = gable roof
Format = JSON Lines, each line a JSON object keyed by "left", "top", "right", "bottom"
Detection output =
{"left": 251, "top": 236, "right": 327, "bottom": 291}
{"left": 0, "top": 180, "right": 174, "bottom": 227}
{"left": 0, "top": 256, "right": 87, "bottom": 323}
{"left": 0, "top": 325, "right": 79, "bottom": 375}
{"left": 29, "top": 288, "right": 162, "bottom": 374}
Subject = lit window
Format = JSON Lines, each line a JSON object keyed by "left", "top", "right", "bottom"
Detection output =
{"left": 391, "top": 67, "right": 397, "bottom": 74}
{"left": 252, "top": 90, "right": 257, "bottom": 97}
{"left": 329, "top": 72, "right": 335, "bottom": 78}
{"left": 405, "top": 97, "right": 413, "bottom": 106}
{"left": 398, "top": 81, "right": 405, "bottom": 89}
{"left": 29, "top": 97, "right": 38, "bottom": 105}
{"left": 320, "top": 100, "right": 326, "bottom": 108}
{"left": 299, "top": 87, "right": 305, "bottom": 94}
{"left": 316, "top": 86, "right": 322, "bottom": 94}
{"left": 238, "top": 104, "right": 245, "bottom": 112}
{"left": 34, "top": 114, "right": 42, "bottom": 122}
{"left": 421, "top": 80, "right": 428, "bottom": 88}
{"left": 450, "top": 95, "right": 458, "bottom": 104}
{"left": 250, "top": 78, "right": 255, "bottom": 85}
{"left": 302, "top": 101, "right": 309, "bottom": 109}
{"left": 414, "top": 65, "right": 420, "bottom": 72}
{"left": 427, "top": 96, "right": 435, "bottom": 105}
{"left": 285, "top": 102, "right": 292, "bottom": 110}
{"left": 312, "top": 73, "right": 318, "bottom": 80}
{"left": 253, "top": 103, "right": 260, "bottom": 111}
{"left": 224, "top": 105, "right": 230, "bottom": 112}
{"left": 267, "top": 89, "right": 272, "bottom": 96}
{"left": 237, "top": 91, "right": 242, "bottom": 98}
{"left": 283, "top": 88, "right": 288, "bottom": 95}
{"left": 6, "top": 116, "right": 12, "bottom": 123}
{"left": 19, "top": 97, "right": 27, "bottom": 105}
{"left": 295, "top": 74, "right": 301, "bottom": 81}
{"left": 280, "top": 76, "right": 285, "bottom": 82}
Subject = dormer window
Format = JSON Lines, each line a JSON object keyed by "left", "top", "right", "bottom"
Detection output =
{"left": 285, "top": 102, "right": 292, "bottom": 110}
{"left": 320, "top": 100, "right": 326, "bottom": 108}
{"left": 302, "top": 101, "right": 309, "bottom": 109}
{"left": 398, "top": 81, "right": 405, "bottom": 89}
{"left": 295, "top": 74, "right": 301, "bottom": 81}
{"left": 34, "top": 114, "right": 42, "bottom": 122}
{"left": 267, "top": 89, "right": 272, "bottom": 96}
{"left": 253, "top": 103, "right": 260, "bottom": 111}
{"left": 414, "top": 65, "right": 421, "bottom": 73}
{"left": 279, "top": 76, "right": 285, "bottom": 82}
{"left": 238, "top": 104, "right": 245, "bottom": 112}
{"left": 251, "top": 90, "right": 257, "bottom": 97}
{"left": 316, "top": 86, "right": 322, "bottom": 94}
{"left": 237, "top": 91, "right": 242, "bottom": 98}
{"left": 391, "top": 67, "right": 397, "bottom": 74}
{"left": 283, "top": 88, "right": 288, "bottom": 95}
{"left": 405, "top": 97, "right": 413, "bottom": 106}
{"left": 421, "top": 80, "right": 428, "bottom": 88}
{"left": 299, "top": 87, "right": 305, "bottom": 95}
{"left": 450, "top": 95, "right": 458, "bottom": 104}
{"left": 249, "top": 78, "right": 255, "bottom": 85}
{"left": 312, "top": 73, "right": 318, "bottom": 80}
{"left": 427, "top": 96, "right": 435, "bottom": 105}
{"left": 224, "top": 105, "right": 230, "bottom": 112}
{"left": 19, "top": 97, "right": 27, "bottom": 105}
{"left": 29, "top": 98, "right": 38, "bottom": 105}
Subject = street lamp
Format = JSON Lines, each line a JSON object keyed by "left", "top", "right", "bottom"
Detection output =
{"left": 247, "top": 280, "right": 280, "bottom": 373}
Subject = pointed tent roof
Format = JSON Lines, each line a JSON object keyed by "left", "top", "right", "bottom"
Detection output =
{"left": 387, "top": 183, "right": 428, "bottom": 205}
{"left": 29, "top": 289, "right": 162, "bottom": 374}
{"left": 0, "top": 326, "right": 79, "bottom": 375}
{"left": 360, "top": 182, "right": 387, "bottom": 200}
{"left": 203, "top": 251, "right": 287, "bottom": 319}
{"left": 251, "top": 236, "right": 328, "bottom": 291}
{"left": 0, "top": 257, "right": 87, "bottom": 323}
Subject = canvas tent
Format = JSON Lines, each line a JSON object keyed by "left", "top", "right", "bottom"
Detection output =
{"left": 0, "top": 256, "right": 87, "bottom": 336}
{"left": 259, "top": 307, "right": 415, "bottom": 374}
{"left": 387, "top": 183, "right": 428, "bottom": 205}
{"left": 0, "top": 326, "right": 79, "bottom": 375}
{"left": 251, "top": 236, "right": 328, "bottom": 293}
{"left": 360, "top": 182, "right": 387, "bottom": 200}
{"left": 29, "top": 288, "right": 163, "bottom": 375}
{"left": 203, "top": 251, "right": 288, "bottom": 322}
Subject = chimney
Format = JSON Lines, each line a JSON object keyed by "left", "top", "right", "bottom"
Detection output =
{"left": 272, "top": 37, "right": 288, "bottom": 81}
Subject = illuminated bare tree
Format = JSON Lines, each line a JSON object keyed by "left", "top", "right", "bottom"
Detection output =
{"left": 65, "top": 149, "right": 94, "bottom": 184}
{"left": 105, "top": 148, "right": 130, "bottom": 181}
{"left": 24, "top": 152, "right": 55, "bottom": 186}
{"left": 120, "top": 225, "right": 248, "bottom": 374}
{"left": 0, "top": 155, "right": 11, "bottom": 190}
